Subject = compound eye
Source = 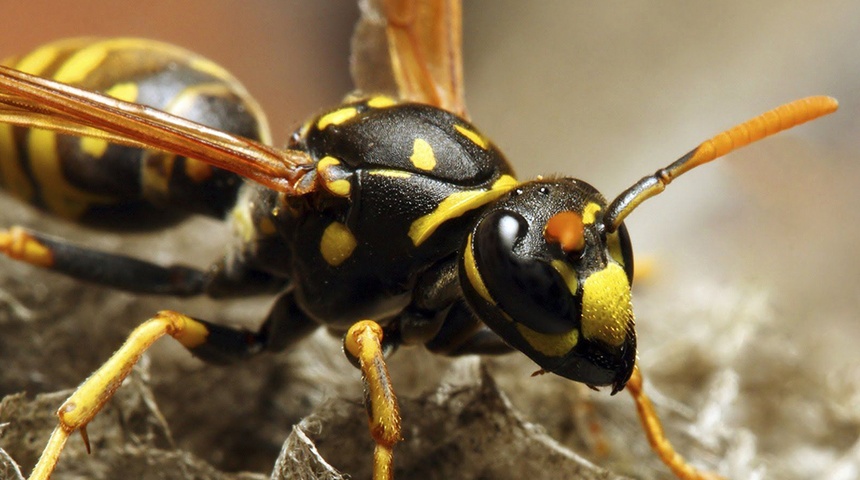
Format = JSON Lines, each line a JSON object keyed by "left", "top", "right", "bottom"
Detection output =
{"left": 473, "top": 210, "right": 580, "bottom": 334}
{"left": 544, "top": 211, "right": 585, "bottom": 254}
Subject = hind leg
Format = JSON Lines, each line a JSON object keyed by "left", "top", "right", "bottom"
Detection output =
{"left": 0, "top": 225, "right": 286, "bottom": 297}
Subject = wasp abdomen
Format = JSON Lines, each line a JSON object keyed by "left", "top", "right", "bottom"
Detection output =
{"left": 0, "top": 38, "right": 270, "bottom": 223}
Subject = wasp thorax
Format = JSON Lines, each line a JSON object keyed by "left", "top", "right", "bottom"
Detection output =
{"left": 460, "top": 179, "right": 636, "bottom": 392}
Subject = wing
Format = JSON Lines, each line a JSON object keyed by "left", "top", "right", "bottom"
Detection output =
{"left": 0, "top": 65, "right": 315, "bottom": 195}
{"left": 351, "top": 0, "right": 467, "bottom": 118}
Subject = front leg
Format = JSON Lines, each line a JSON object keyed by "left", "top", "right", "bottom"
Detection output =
{"left": 626, "top": 365, "right": 725, "bottom": 480}
{"left": 343, "top": 320, "right": 402, "bottom": 480}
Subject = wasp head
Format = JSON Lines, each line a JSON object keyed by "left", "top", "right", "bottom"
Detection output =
{"left": 460, "top": 178, "right": 636, "bottom": 393}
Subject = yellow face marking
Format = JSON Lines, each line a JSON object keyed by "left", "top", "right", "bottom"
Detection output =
{"left": 80, "top": 82, "right": 140, "bottom": 158}
{"left": 516, "top": 323, "right": 579, "bottom": 357}
{"left": 550, "top": 260, "right": 579, "bottom": 296}
{"left": 368, "top": 169, "right": 412, "bottom": 179}
{"left": 367, "top": 96, "right": 397, "bottom": 108}
{"left": 317, "top": 107, "right": 358, "bottom": 130}
{"left": 320, "top": 221, "right": 357, "bottom": 267}
{"left": 582, "top": 202, "right": 602, "bottom": 225}
{"left": 606, "top": 232, "right": 625, "bottom": 267}
{"left": 0, "top": 125, "right": 34, "bottom": 202}
{"left": 454, "top": 124, "right": 489, "bottom": 149}
{"left": 581, "top": 263, "right": 633, "bottom": 347}
{"left": 464, "top": 233, "right": 493, "bottom": 303}
{"left": 410, "top": 138, "right": 437, "bottom": 171}
{"left": 409, "top": 175, "right": 518, "bottom": 246}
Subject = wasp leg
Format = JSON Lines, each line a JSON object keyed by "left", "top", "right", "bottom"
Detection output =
{"left": 29, "top": 293, "right": 318, "bottom": 480}
{"left": 397, "top": 261, "right": 511, "bottom": 355}
{"left": 188, "top": 290, "right": 319, "bottom": 364}
{"left": 343, "top": 320, "right": 401, "bottom": 480}
{"left": 29, "top": 311, "right": 216, "bottom": 480}
{"left": 627, "top": 365, "right": 724, "bottom": 480}
{"left": 0, "top": 226, "right": 285, "bottom": 297}
{"left": 422, "top": 300, "right": 513, "bottom": 356}
{"left": 0, "top": 225, "right": 205, "bottom": 295}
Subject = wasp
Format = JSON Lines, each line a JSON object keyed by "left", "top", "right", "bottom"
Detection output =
{"left": 0, "top": 1, "right": 840, "bottom": 479}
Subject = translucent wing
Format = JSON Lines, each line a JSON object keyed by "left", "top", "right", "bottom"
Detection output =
{"left": 0, "top": 66, "right": 315, "bottom": 194}
{"left": 351, "top": 0, "right": 467, "bottom": 118}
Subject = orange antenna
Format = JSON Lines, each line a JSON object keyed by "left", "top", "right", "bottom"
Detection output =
{"left": 603, "top": 96, "right": 838, "bottom": 232}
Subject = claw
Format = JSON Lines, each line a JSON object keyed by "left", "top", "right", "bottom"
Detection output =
{"left": 79, "top": 426, "right": 91, "bottom": 455}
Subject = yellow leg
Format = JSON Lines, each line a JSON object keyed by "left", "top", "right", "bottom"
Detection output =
{"left": 28, "top": 310, "right": 210, "bottom": 480}
{"left": 0, "top": 226, "right": 54, "bottom": 267}
{"left": 627, "top": 365, "right": 724, "bottom": 480}
{"left": 344, "top": 320, "right": 402, "bottom": 480}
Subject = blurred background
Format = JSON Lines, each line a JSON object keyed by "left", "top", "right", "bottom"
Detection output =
{"left": 0, "top": 2, "right": 857, "bottom": 479}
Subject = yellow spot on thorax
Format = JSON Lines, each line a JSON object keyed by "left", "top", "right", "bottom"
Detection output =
{"left": 464, "top": 233, "right": 493, "bottom": 303}
{"left": 454, "top": 124, "right": 489, "bottom": 149}
{"left": 317, "top": 156, "right": 351, "bottom": 196}
{"left": 326, "top": 179, "right": 351, "bottom": 197}
{"left": 409, "top": 175, "right": 518, "bottom": 246}
{"left": 367, "top": 96, "right": 397, "bottom": 108}
{"left": 318, "top": 156, "right": 340, "bottom": 169}
{"left": 410, "top": 138, "right": 437, "bottom": 171}
{"left": 582, "top": 202, "right": 602, "bottom": 225}
{"left": 320, "top": 222, "right": 357, "bottom": 266}
{"left": 317, "top": 107, "right": 358, "bottom": 130}
{"left": 368, "top": 169, "right": 412, "bottom": 179}
{"left": 516, "top": 323, "right": 579, "bottom": 357}
{"left": 581, "top": 263, "right": 633, "bottom": 347}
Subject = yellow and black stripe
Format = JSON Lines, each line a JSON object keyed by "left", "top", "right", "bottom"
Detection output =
{"left": 0, "top": 38, "right": 270, "bottom": 222}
